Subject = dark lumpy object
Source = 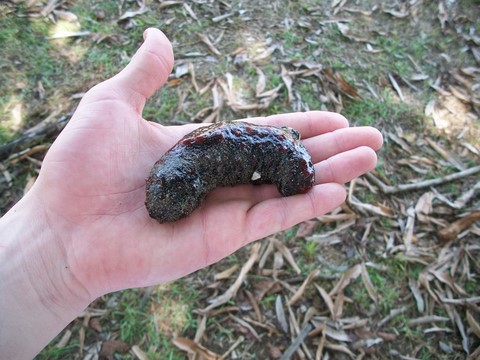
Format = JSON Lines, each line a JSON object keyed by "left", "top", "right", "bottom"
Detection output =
{"left": 145, "top": 121, "right": 315, "bottom": 223}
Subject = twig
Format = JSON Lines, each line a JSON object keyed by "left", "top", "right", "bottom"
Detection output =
{"left": 366, "top": 165, "right": 480, "bottom": 194}
{"left": 0, "top": 114, "right": 69, "bottom": 160}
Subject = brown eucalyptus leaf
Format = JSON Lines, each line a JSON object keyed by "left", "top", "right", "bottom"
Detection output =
{"left": 467, "top": 311, "right": 480, "bottom": 339}
{"left": 197, "top": 33, "right": 221, "bottom": 56}
{"left": 438, "top": 212, "right": 480, "bottom": 243}
{"left": 329, "top": 264, "right": 362, "bottom": 296}
{"left": 172, "top": 337, "right": 222, "bottom": 359}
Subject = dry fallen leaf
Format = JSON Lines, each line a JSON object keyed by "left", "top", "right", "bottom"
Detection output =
{"left": 323, "top": 67, "right": 362, "bottom": 99}
{"left": 158, "top": 1, "right": 184, "bottom": 9}
{"left": 361, "top": 263, "right": 378, "bottom": 304}
{"left": 295, "top": 220, "right": 318, "bottom": 239}
{"left": 272, "top": 238, "right": 301, "bottom": 274}
{"left": 315, "top": 285, "right": 335, "bottom": 320}
{"left": 438, "top": 212, "right": 480, "bottom": 243}
{"left": 173, "top": 337, "right": 222, "bottom": 360}
{"left": 275, "top": 295, "right": 289, "bottom": 333}
{"left": 131, "top": 345, "right": 148, "bottom": 360}
{"left": 100, "top": 340, "right": 130, "bottom": 358}
{"left": 281, "top": 65, "right": 293, "bottom": 104}
{"left": 329, "top": 264, "right": 362, "bottom": 296}
{"left": 197, "top": 33, "right": 221, "bottom": 56}
{"left": 288, "top": 268, "right": 319, "bottom": 305}
{"left": 467, "top": 311, "right": 480, "bottom": 339}
{"left": 202, "top": 243, "right": 260, "bottom": 312}
{"left": 214, "top": 264, "right": 240, "bottom": 281}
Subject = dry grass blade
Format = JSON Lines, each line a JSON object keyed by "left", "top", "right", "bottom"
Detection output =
{"left": 203, "top": 243, "right": 260, "bottom": 312}
{"left": 272, "top": 238, "right": 301, "bottom": 274}
{"left": 172, "top": 337, "right": 222, "bottom": 360}
{"left": 329, "top": 264, "right": 362, "bottom": 296}
{"left": 197, "top": 34, "right": 221, "bottom": 56}
{"left": 288, "top": 268, "right": 319, "bottom": 306}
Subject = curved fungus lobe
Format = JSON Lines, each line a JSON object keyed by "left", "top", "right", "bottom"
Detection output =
{"left": 145, "top": 121, "right": 315, "bottom": 223}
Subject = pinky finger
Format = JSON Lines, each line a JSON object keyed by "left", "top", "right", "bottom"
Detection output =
{"left": 245, "top": 183, "right": 346, "bottom": 243}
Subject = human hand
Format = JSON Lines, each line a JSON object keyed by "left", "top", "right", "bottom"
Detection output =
{"left": 0, "top": 28, "right": 382, "bottom": 358}
{"left": 25, "top": 28, "right": 383, "bottom": 300}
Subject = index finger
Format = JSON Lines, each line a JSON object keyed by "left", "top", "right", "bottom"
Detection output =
{"left": 248, "top": 111, "right": 349, "bottom": 139}
{"left": 163, "top": 111, "right": 349, "bottom": 140}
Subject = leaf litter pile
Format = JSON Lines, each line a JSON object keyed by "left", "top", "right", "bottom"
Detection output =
{"left": 1, "top": 0, "right": 480, "bottom": 359}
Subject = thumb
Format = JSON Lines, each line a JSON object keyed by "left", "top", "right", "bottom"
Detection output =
{"left": 109, "top": 28, "right": 174, "bottom": 111}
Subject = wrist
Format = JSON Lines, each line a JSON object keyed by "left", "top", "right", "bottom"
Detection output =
{"left": 0, "top": 191, "right": 92, "bottom": 358}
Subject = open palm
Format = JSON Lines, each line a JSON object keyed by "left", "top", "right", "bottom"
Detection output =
{"left": 31, "top": 29, "right": 383, "bottom": 299}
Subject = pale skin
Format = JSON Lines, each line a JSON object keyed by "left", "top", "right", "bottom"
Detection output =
{"left": 0, "top": 28, "right": 383, "bottom": 359}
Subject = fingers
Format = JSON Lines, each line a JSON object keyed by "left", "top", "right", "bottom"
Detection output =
{"left": 245, "top": 183, "right": 347, "bottom": 242}
{"left": 246, "top": 111, "right": 349, "bottom": 139}
{"left": 304, "top": 126, "right": 383, "bottom": 163}
{"left": 105, "top": 28, "right": 174, "bottom": 112}
{"left": 314, "top": 146, "right": 378, "bottom": 184}
{"left": 206, "top": 145, "right": 379, "bottom": 205}
{"left": 164, "top": 111, "right": 349, "bottom": 140}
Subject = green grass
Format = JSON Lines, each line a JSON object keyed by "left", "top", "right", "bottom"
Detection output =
{"left": 342, "top": 89, "right": 425, "bottom": 129}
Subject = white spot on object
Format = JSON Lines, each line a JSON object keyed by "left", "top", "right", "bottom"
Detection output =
{"left": 251, "top": 171, "right": 261, "bottom": 181}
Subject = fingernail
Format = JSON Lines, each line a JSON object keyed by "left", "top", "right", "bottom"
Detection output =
{"left": 143, "top": 28, "right": 151, "bottom": 41}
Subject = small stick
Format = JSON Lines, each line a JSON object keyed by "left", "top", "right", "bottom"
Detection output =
{"left": 366, "top": 165, "right": 480, "bottom": 194}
